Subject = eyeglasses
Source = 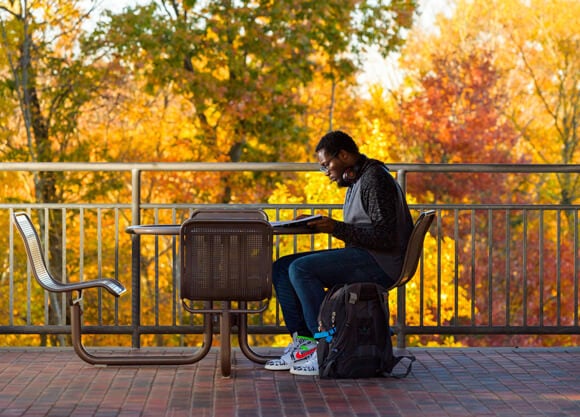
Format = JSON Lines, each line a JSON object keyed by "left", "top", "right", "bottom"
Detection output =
{"left": 319, "top": 153, "right": 338, "bottom": 173}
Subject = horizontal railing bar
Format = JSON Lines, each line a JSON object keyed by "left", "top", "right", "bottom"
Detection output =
{"left": 1, "top": 162, "right": 580, "bottom": 173}
{"left": 139, "top": 204, "right": 580, "bottom": 212}
{"left": 4, "top": 202, "right": 580, "bottom": 210}
{"left": 0, "top": 162, "right": 319, "bottom": 172}
{"left": 3, "top": 324, "right": 577, "bottom": 336}
{"left": 0, "top": 203, "right": 132, "bottom": 209}
{"left": 400, "top": 327, "right": 580, "bottom": 335}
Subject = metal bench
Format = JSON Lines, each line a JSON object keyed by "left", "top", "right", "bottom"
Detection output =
{"left": 12, "top": 211, "right": 212, "bottom": 366}
{"left": 12, "top": 209, "right": 433, "bottom": 372}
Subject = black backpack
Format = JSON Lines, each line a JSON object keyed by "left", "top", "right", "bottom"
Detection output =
{"left": 314, "top": 282, "right": 415, "bottom": 379}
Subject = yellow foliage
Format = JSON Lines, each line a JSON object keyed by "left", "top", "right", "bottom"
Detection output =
{"left": 391, "top": 228, "right": 472, "bottom": 346}
{"left": 302, "top": 172, "right": 346, "bottom": 205}
{"left": 401, "top": 0, "right": 580, "bottom": 168}
{"left": 268, "top": 182, "right": 307, "bottom": 206}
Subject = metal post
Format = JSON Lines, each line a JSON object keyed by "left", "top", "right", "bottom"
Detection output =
{"left": 396, "top": 169, "right": 407, "bottom": 349}
{"left": 131, "top": 168, "right": 141, "bottom": 348}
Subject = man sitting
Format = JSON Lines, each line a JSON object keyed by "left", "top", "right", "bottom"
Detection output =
{"left": 265, "top": 130, "right": 414, "bottom": 376}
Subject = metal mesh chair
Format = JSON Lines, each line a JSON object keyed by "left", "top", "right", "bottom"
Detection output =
{"left": 13, "top": 211, "right": 212, "bottom": 366}
{"left": 180, "top": 209, "right": 275, "bottom": 376}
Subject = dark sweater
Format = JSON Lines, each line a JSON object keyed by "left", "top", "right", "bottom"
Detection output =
{"left": 332, "top": 156, "right": 414, "bottom": 279}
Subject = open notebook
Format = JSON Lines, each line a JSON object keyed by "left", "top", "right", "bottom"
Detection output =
{"left": 270, "top": 215, "right": 322, "bottom": 228}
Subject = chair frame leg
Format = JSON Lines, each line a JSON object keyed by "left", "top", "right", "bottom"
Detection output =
{"left": 220, "top": 305, "right": 232, "bottom": 377}
{"left": 70, "top": 302, "right": 213, "bottom": 366}
{"left": 237, "top": 303, "right": 279, "bottom": 364}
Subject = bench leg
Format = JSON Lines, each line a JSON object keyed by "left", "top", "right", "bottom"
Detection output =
{"left": 70, "top": 302, "right": 213, "bottom": 366}
{"left": 220, "top": 305, "right": 232, "bottom": 377}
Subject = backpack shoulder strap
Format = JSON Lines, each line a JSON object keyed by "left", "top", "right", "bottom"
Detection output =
{"left": 386, "top": 353, "right": 416, "bottom": 378}
{"left": 374, "top": 284, "right": 416, "bottom": 378}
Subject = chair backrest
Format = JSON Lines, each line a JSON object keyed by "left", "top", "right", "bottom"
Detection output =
{"left": 12, "top": 211, "right": 66, "bottom": 293}
{"left": 180, "top": 209, "right": 273, "bottom": 302}
{"left": 12, "top": 212, "right": 127, "bottom": 297}
{"left": 388, "top": 210, "right": 436, "bottom": 290}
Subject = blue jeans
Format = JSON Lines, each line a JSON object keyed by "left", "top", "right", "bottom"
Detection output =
{"left": 272, "top": 247, "right": 395, "bottom": 337}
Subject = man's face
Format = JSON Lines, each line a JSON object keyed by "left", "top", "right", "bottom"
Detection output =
{"left": 317, "top": 149, "right": 348, "bottom": 187}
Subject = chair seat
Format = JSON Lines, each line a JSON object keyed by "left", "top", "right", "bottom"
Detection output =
{"left": 13, "top": 212, "right": 126, "bottom": 297}
{"left": 47, "top": 278, "right": 126, "bottom": 297}
{"left": 13, "top": 211, "right": 211, "bottom": 367}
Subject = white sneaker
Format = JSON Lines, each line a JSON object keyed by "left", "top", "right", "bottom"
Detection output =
{"left": 265, "top": 333, "right": 317, "bottom": 371}
{"left": 290, "top": 348, "right": 319, "bottom": 376}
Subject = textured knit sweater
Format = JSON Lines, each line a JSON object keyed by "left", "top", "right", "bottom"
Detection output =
{"left": 332, "top": 155, "right": 414, "bottom": 281}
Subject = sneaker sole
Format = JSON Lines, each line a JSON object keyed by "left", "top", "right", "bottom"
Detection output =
{"left": 264, "top": 363, "right": 292, "bottom": 371}
{"left": 289, "top": 368, "right": 319, "bottom": 376}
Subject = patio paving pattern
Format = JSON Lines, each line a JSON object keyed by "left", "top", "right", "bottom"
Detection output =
{"left": 0, "top": 347, "right": 578, "bottom": 417}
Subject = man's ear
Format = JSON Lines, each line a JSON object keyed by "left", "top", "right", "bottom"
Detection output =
{"left": 336, "top": 149, "right": 347, "bottom": 162}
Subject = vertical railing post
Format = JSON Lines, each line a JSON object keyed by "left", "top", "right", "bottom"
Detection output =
{"left": 396, "top": 169, "right": 408, "bottom": 349}
{"left": 131, "top": 168, "right": 141, "bottom": 348}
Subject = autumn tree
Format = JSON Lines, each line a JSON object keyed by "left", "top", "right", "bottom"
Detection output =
{"left": 382, "top": 0, "right": 580, "bottom": 346}
{"left": 391, "top": 49, "right": 527, "bottom": 203}
{"left": 459, "top": 0, "right": 580, "bottom": 206}
{"left": 403, "top": 0, "right": 580, "bottom": 206}
{"left": 82, "top": 0, "right": 417, "bottom": 202}
{"left": 0, "top": 0, "right": 126, "bottom": 345}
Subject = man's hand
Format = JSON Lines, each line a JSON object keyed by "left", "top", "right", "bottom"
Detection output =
{"left": 305, "top": 216, "right": 336, "bottom": 233}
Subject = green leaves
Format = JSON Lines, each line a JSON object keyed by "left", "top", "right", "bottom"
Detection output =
{"left": 82, "top": 0, "right": 417, "bottom": 167}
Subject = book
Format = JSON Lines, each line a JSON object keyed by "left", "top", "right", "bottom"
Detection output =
{"left": 270, "top": 215, "right": 323, "bottom": 228}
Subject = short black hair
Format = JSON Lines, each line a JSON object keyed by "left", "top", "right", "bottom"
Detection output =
{"left": 315, "top": 130, "right": 359, "bottom": 156}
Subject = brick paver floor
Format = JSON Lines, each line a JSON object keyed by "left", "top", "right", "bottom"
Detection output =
{"left": 0, "top": 347, "right": 578, "bottom": 417}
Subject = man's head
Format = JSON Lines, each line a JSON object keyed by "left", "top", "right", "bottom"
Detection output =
{"left": 315, "top": 130, "right": 361, "bottom": 187}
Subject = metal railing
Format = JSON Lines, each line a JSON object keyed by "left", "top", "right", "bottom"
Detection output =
{"left": 1, "top": 163, "right": 579, "bottom": 348}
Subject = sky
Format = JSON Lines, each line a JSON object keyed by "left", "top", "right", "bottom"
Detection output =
{"left": 359, "top": 0, "right": 454, "bottom": 89}
{"left": 89, "top": 0, "right": 453, "bottom": 90}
